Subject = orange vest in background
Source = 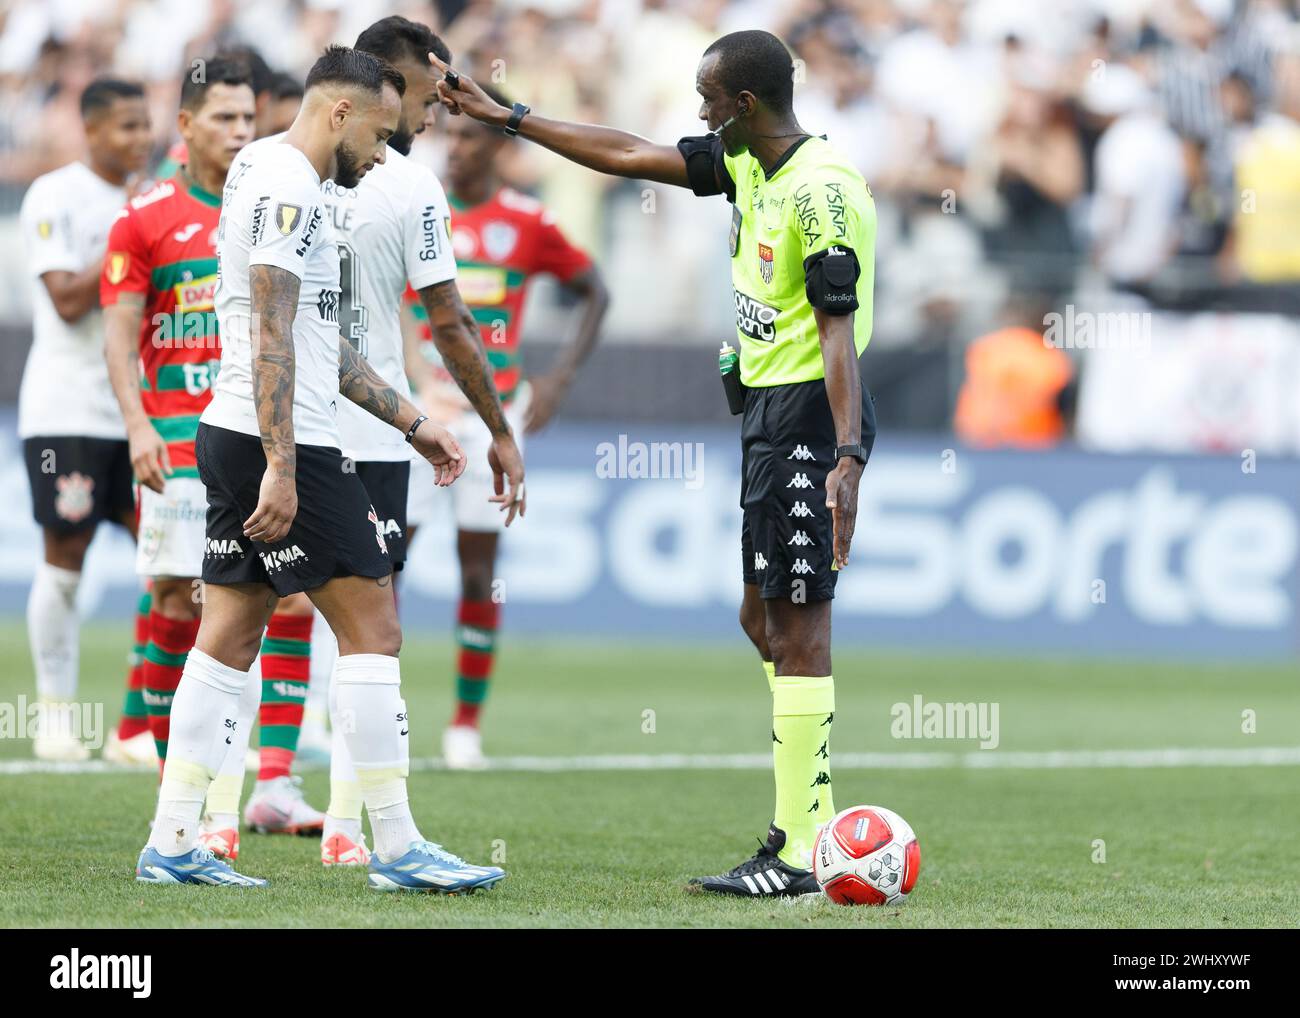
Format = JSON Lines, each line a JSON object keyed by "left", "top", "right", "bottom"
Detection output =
{"left": 954, "top": 327, "right": 1073, "bottom": 448}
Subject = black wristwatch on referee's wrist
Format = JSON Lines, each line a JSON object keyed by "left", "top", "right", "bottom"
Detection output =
{"left": 835, "top": 443, "right": 867, "bottom": 465}
{"left": 503, "top": 102, "right": 531, "bottom": 136}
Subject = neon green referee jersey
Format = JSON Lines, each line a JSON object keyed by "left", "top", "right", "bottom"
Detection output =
{"left": 722, "top": 135, "right": 875, "bottom": 387}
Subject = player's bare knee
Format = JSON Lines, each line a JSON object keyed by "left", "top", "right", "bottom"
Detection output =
{"left": 152, "top": 578, "right": 201, "bottom": 621}
{"left": 739, "top": 603, "right": 767, "bottom": 656}
{"left": 461, "top": 565, "right": 494, "bottom": 602}
{"left": 43, "top": 528, "right": 93, "bottom": 571}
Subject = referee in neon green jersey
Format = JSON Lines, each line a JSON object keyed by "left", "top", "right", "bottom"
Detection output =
{"left": 431, "top": 29, "right": 877, "bottom": 897}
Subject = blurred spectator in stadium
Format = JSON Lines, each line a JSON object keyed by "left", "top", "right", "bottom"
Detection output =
{"left": 954, "top": 297, "right": 1076, "bottom": 449}
{"left": 965, "top": 61, "right": 1085, "bottom": 277}
{"left": 873, "top": 0, "right": 998, "bottom": 165}
{"left": 1230, "top": 33, "right": 1300, "bottom": 283}
{"left": 1084, "top": 62, "right": 1187, "bottom": 293}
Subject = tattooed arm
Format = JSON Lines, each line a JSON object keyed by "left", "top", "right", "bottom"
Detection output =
{"left": 338, "top": 338, "right": 466, "bottom": 487}
{"left": 243, "top": 263, "right": 300, "bottom": 543}
{"left": 417, "top": 279, "right": 508, "bottom": 435}
{"left": 417, "top": 279, "right": 527, "bottom": 523}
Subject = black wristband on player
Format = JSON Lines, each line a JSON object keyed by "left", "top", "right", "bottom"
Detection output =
{"left": 504, "top": 102, "right": 531, "bottom": 136}
{"left": 404, "top": 415, "right": 429, "bottom": 444}
{"left": 835, "top": 443, "right": 868, "bottom": 464}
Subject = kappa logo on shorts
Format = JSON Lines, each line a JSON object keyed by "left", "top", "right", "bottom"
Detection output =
{"left": 754, "top": 552, "right": 768, "bottom": 571}
{"left": 790, "top": 558, "right": 816, "bottom": 575}
{"left": 205, "top": 537, "right": 244, "bottom": 558}
{"left": 788, "top": 530, "right": 814, "bottom": 546}
{"left": 788, "top": 501, "right": 814, "bottom": 518}
{"left": 786, "top": 472, "right": 814, "bottom": 489}
{"left": 788, "top": 445, "right": 816, "bottom": 461}
{"left": 259, "top": 545, "right": 308, "bottom": 572}
{"left": 54, "top": 472, "right": 95, "bottom": 523}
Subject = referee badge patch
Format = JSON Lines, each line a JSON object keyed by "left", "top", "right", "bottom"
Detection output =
{"left": 729, "top": 205, "right": 742, "bottom": 257}
{"left": 758, "top": 243, "right": 774, "bottom": 284}
{"left": 275, "top": 203, "right": 302, "bottom": 235}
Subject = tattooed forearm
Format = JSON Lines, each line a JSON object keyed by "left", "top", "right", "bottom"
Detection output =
{"left": 419, "top": 279, "right": 510, "bottom": 436}
{"left": 249, "top": 263, "right": 299, "bottom": 474}
{"left": 338, "top": 338, "right": 401, "bottom": 424}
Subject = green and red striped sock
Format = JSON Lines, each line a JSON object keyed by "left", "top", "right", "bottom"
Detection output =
{"left": 451, "top": 599, "right": 499, "bottom": 728}
{"left": 116, "top": 587, "right": 152, "bottom": 740}
{"left": 143, "top": 609, "right": 200, "bottom": 762}
{"left": 257, "top": 612, "right": 313, "bottom": 781}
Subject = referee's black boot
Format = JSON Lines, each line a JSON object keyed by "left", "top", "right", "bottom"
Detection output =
{"left": 687, "top": 823, "right": 819, "bottom": 897}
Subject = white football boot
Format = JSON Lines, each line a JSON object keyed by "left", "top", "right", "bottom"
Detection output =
{"left": 103, "top": 728, "right": 157, "bottom": 766}
{"left": 33, "top": 702, "right": 89, "bottom": 762}
{"left": 442, "top": 725, "right": 487, "bottom": 770}
{"left": 243, "top": 775, "right": 326, "bottom": 835}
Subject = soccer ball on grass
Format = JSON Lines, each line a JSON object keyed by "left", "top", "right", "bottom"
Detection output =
{"left": 812, "top": 805, "right": 921, "bottom": 906}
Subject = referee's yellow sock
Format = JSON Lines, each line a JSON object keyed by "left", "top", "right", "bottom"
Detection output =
{"left": 772, "top": 674, "right": 834, "bottom": 869}
{"left": 761, "top": 660, "right": 775, "bottom": 693}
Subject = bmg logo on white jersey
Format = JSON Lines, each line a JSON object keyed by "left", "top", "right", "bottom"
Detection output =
{"left": 418, "top": 203, "right": 445, "bottom": 261}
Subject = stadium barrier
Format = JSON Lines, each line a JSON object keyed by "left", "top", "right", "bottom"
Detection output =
{"left": 0, "top": 414, "right": 1294, "bottom": 661}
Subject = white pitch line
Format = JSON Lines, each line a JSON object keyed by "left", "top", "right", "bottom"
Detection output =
{"left": 2, "top": 746, "right": 1299, "bottom": 777}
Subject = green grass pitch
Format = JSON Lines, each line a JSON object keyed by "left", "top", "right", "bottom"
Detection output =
{"left": 0, "top": 621, "right": 1296, "bottom": 928}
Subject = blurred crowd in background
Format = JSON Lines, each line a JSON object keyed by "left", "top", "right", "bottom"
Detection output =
{"left": 1, "top": 0, "right": 1299, "bottom": 447}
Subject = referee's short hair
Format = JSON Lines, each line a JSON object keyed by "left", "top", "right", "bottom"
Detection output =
{"left": 703, "top": 30, "right": 794, "bottom": 114}
{"left": 355, "top": 15, "right": 451, "bottom": 68}
{"left": 305, "top": 44, "right": 406, "bottom": 99}
{"left": 80, "top": 78, "right": 144, "bottom": 120}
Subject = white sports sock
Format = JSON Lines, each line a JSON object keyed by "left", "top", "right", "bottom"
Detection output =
{"left": 322, "top": 814, "right": 363, "bottom": 844}
{"left": 27, "top": 562, "right": 80, "bottom": 702}
{"left": 148, "top": 649, "right": 250, "bottom": 856}
{"left": 334, "top": 654, "right": 418, "bottom": 861}
{"left": 204, "top": 662, "right": 260, "bottom": 818}
{"left": 305, "top": 608, "right": 335, "bottom": 726}
{"left": 327, "top": 662, "right": 362, "bottom": 821}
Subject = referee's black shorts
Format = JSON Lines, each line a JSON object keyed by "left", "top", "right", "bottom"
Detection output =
{"left": 196, "top": 422, "right": 391, "bottom": 596}
{"left": 739, "top": 378, "right": 875, "bottom": 602}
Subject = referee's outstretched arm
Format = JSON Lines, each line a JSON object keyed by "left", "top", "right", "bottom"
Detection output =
{"left": 427, "top": 51, "right": 695, "bottom": 189}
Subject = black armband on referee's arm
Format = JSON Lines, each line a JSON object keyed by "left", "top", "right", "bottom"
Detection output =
{"left": 804, "top": 245, "right": 861, "bottom": 315}
{"left": 676, "top": 135, "right": 734, "bottom": 202}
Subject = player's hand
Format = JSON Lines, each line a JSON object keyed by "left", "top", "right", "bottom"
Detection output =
{"left": 523, "top": 372, "right": 569, "bottom": 434}
{"left": 410, "top": 418, "right": 466, "bottom": 486}
{"left": 824, "top": 457, "right": 863, "bottom": 569}
{"left": 487, "top": 434, "right": 526, "bottom": 526}
{"left": 127, "top": 420, "right": 172, "bottom": 494}
{"left": 428, "top": 52, "right": 511, "bottom": 126}
{"left": 244, "top": 466, "right": 297, "bottom": 543}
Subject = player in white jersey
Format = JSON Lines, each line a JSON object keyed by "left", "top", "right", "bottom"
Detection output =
{"left": 18, "top": 79, "right": 152, "bottom": 761}
{"left": 191, "top": 20, "right": 524, "bottom": 870}
{"left": 136, "top": 45, "right": 525, "bottom": 892}
{"left": 321, "top": 16, "right": 530, "bottom": 866}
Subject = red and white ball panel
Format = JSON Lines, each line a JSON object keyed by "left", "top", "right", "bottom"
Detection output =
{"left": 813, "top": 805, "right": 921, "bottom": 906}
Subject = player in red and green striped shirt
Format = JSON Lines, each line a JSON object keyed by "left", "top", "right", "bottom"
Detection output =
{"left": 103, "top": 64, "right": 248, "bottom": 776}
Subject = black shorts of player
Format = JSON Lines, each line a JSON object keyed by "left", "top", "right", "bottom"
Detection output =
{"left": 354, "top": 460, "right": 410, "bottom": 571}
{"left": 739, "top": 378, "right": 876, "bottom": 601}
{"left": 196, "top": 422, "right": 391, "bottom": 597}
{"left": 23, "top": 436, "right": 135, "bottom": 533}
